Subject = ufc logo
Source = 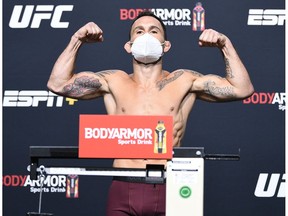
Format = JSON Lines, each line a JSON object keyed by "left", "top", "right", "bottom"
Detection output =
{"left": 9, "top": 5, "right": 74, "bottom": 28}
{"left": 254, "top": 173, "right": 285, "bottom": 198}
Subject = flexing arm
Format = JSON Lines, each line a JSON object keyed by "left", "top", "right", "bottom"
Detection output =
{"left": 47, "top": 22, "right": 112, "bottom": 99}
{"left": 192, "top": 29, "right": 254, "bottom": 102}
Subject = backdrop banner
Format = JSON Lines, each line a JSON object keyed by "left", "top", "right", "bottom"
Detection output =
{"left": 2, "top": 0, "right": 285, "bottom": 215}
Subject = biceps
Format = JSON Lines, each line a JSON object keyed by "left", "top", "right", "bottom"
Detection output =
{"left": 193, "top": 75, "right": 236, "bottom": 100}
{"left": 203, "top": 80, "right": 235, "bottom": 98}
{"left": 61, "top": 74, "right": 107, "bottom": 99}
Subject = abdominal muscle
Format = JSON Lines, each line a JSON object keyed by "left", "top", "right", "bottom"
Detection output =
{"left": 111, "top": 104, "right": 189, "bottom": 169}
{"left": 107, "top": 75, "right": 195, "bottom": 169}
{"left": 112, "top": 117, "right": 183, "bottom": 168}
{"left": 113, "top": 121, "right": 183, "bottom": 169}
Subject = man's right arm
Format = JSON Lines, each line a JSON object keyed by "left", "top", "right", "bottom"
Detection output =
{"left": 47, "top": 22, "right": 110, "bottom": 99}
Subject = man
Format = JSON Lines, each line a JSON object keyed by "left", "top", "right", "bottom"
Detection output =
{"left": 47, "top": 11, "right": 254, "bottom": 216}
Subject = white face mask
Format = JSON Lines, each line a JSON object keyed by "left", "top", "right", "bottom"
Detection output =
{"left": 130, "top": 33, "right": 164, "bottom": 64}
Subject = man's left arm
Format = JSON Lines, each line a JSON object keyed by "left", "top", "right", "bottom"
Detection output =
{"left": 193, "top": 29, "right": 254, "bottom": 101}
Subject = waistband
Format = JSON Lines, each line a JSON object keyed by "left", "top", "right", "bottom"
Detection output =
{"left": 113, "top": 176, "right": 166, "bottom": 184}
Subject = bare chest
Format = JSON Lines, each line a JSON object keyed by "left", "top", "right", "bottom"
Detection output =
{"left": 115, "top": 86, "right": 179, "bottom": 115}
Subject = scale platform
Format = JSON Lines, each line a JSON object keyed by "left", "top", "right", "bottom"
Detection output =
{"left": 28, "top": 146, "right": 240, "bottom": 216}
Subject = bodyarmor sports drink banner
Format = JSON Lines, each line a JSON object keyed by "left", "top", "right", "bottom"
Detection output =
{"left": 79, "top": 115, "right": 174, "bottom": 159}
{"left": 2, "top": 0, "right": 286, "bottom": 215}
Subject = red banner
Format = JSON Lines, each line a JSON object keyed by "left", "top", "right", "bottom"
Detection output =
{"left": 79, "top": 115, "right": 173, "bottom": 159}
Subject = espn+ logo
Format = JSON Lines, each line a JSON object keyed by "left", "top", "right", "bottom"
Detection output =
{"left": 3, "top": 90, "right": 78, "bottom": 107}
{"left": 9, "top": 5, "right": 74, "bottom": 28}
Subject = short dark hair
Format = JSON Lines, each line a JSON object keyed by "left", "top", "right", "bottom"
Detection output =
{"left": 129, "top": 10, "right": 167, "bottom": 40}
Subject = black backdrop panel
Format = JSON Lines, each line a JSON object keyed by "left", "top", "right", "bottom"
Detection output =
{"left": 3, "top": 0, "right": 285, "bottom": 215}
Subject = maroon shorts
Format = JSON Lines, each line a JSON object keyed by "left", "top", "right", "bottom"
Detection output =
{"left": 106, "top": 178, "right": 166, "bottom": 216}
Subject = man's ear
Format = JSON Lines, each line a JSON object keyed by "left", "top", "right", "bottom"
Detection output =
{"left": 163, "top": 41, "right": 171, "bottom": 53}
{"left": 124, "top": 41, "right": 132, "bottom": 53}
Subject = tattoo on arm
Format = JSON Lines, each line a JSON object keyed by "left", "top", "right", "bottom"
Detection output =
{"left": 156, "top": 70, "right": 184, "bottom": 90}
{"left": 61, "top": 70, "right": 116, "bottom": 97}
{"left": 204, "top": 80, "right": 235, "bottom": 97}
{"left": 62, "top": 76, "right": 102, "bottom": 97}
{"left": 225, "top": 58, "right": 234, "bottom": 79}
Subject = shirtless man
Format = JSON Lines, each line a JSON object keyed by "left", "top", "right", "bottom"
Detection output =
{"left": 47, "top": 11, "right": 253, "bottom": 216}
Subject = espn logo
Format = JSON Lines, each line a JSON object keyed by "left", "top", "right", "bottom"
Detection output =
{"left": 247, "top": 9, "right": 286, "bottom": 26}
{"left": 3, "top": 90, "right": 64, "bottom": 107}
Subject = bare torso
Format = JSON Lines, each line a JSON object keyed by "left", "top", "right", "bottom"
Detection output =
{"left": 103, "top": 70, "right": 197, "bottom": 168}
{"left": 47, "top": 21, "right": 254, "bottom": 169}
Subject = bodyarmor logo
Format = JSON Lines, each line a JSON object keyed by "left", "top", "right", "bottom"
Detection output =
{"left": 243, "top": 92, "right": 286, "bottom": 111}
{"left": 254, "top": 173, "right": 285, "bottom": 198}
{"left": 3, "top": 175, "right": 67, "bottom": 193}
{"left": 9, "top": 5, "right": 74, "bottom": 28}
{"left": 120, "top": 8, "right": 191, "bottom": 26}
{"left": 84, "top": 127, "right": 153, "bottom": 139}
